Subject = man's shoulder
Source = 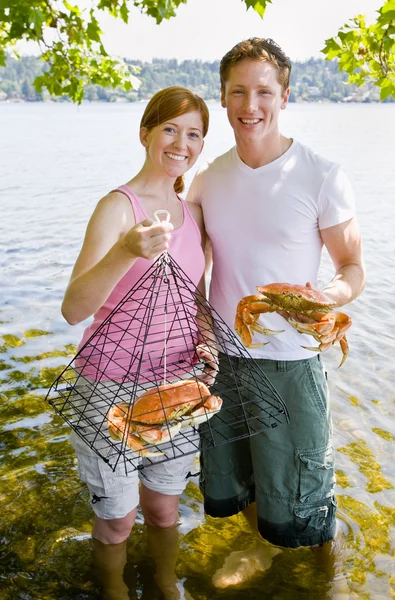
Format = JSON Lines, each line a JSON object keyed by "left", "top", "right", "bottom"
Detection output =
{"left": 195, "top": 146, "right": 236, "bottom": 178}
{"left": 294, "top": 140, "right": 338, "bottom": 176}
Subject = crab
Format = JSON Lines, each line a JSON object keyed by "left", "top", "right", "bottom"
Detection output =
{"left": 235, "top": 283, "right": 352, "bottom": 368}
{"left": 107, "top": 379, "right": 222, "bottom": 457}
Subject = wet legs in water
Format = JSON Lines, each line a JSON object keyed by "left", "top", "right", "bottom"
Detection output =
{"left": 212, "top": 502, "right": 282, "bottom": 589}
{"left": 92, "top": 538, "right": 134, "bottom": 600}
{"left": 140, "top": 484, "right": 186, "bottom": 600}
{"left": 91, "top": 485, "right": 187, "bottom": 600}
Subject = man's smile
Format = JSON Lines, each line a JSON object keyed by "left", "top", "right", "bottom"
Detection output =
{"left": 239, "top": 118, "right": 262, "bottom": 125}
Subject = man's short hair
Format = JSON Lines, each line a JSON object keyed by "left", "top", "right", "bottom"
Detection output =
{"left": 220, "top": 38, "right": 292, "bottom": 92}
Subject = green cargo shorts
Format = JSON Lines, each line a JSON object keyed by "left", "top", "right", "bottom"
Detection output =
{"left": 199, "top": 354, "right": 336, "bottom": 549}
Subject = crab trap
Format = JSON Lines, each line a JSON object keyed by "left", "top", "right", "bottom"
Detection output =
{"left": 46, "top": 252, "right": 289, "bottom": 474}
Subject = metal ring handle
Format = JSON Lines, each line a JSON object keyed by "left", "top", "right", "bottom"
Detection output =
{"left": 154, "top": 210, "right": 171, "bottom": 223}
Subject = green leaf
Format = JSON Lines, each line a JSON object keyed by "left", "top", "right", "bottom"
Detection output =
{"left": 29, "top": 7, "right": 46, "bottom": 37}
{"left": 378, "top": 9, "right": 395, "bottom": 21}
{"left": 87, "top": 19, "right": 102, "bottom": 43}
{"left": 243, "top": 0, "right": 270, "bottom": 18}
{"left": 322, "top": 37, "right": 342, "bottom": 60}
{"left": 63, "top": 1, "right": 81, "bottom": 15}
{"left": 120, "top": 1, "right": 129, "bottom": 23}
{"left": 381, "top": 0, "right": 395, "bottom": 11}
{"left": 379, "top": 78, "right": 395, "bottom": 99}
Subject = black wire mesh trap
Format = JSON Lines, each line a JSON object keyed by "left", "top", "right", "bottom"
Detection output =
{"left": 46, "top": 253, "right": 289, "bottom": 474}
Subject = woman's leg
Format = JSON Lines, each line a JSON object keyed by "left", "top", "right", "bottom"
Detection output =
{"left": 139, "top": 484, "right": 182, "bottom": 599}
{"left": 92, "top": 538, "right": 135, "bottom": 600}
{"left": 139, "top": 484, "right": 179, "bottom": 527}
{"left": 93, "top": 507, "right": 138, "bottom": 544}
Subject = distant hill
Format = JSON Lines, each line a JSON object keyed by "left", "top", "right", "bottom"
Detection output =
{"left": 0, "top": 55, "right": 389, "bottom": 103}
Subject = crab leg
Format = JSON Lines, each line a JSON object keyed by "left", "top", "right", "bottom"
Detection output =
{"left": 179, "top": 395, "right": 222, "bottom": 427}
{"left": 235, "top": 295, "right": 285, "bottom": 347}
{"left": 288, "top": 313, "right": 337, "bottom": 339}
{"left": 338, "top": 336, "right": 349, "bottom": 368}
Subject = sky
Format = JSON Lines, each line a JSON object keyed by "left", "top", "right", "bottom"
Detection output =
{"left": 98, "top": 0, "right": 383, "bottom": 63}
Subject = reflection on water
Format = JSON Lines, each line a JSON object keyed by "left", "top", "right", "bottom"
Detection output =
{"left": 1, "top": 102, "right": 395, "bottom": 599}
{"left": 1, "top": 309, "right": 395, "bottom": 599}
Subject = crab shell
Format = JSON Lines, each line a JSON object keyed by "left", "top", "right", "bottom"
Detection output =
{"left": 133, "top": 393, "right": 223, "bottom": 445}
{"left": 107, "top": 380, "right": 222, "bottom": 455}
{"left": 256, "top": 283, "right": 336, "bottom": 313}
{"left": 130, "top": 379, "right": 212, "bottom": 425}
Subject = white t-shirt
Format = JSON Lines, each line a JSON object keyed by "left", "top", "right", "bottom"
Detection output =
{"left": 187, "top": 140, "right": 355, "bottom": 360}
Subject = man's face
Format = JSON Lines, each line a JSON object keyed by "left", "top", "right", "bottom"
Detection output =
{"left": 221, "top": 59, "right": 290, "bottom": 147}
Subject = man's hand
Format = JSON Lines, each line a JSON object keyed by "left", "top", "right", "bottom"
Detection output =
{"left": 196, "top": 343, "right": 219, "bottom": 387}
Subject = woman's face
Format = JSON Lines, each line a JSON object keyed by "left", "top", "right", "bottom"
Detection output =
{"left": 141, "top": 110, "right": 205, "bottom": 178}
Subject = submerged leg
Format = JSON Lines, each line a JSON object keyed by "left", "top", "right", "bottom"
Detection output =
{"left": 140, "top": 484, "right": 182, "bottom": 600}
{"left": 212, "top": 503, "right": 282, "bottom": 589}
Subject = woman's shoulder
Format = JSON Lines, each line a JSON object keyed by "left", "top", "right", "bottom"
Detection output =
{"left": 99, "top": 187, "right": 132, "bottom": 206}
{"left": 95, "top": 188, "right": 134, "bottom": 215}
{"left": 89, "top": 189, "right": 135, "bottom": 232}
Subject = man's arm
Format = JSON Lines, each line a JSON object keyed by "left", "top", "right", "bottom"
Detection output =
{"left": 320, "top": 217, "right": 366, "bottom": 307}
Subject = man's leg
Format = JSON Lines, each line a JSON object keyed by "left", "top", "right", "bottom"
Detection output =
{"left": 212, "top": 501, "right": 282, "bottom": 589}
{"left": 212, "top": 356, "right": 336, "bottom": 588}
{"left": 253, "top": 356, "right": 336, "bottom": 549}
{"left": 198, "top": 355, "right": 255, "bottom": 518}
{"left": 198, "top": 354, "right": 275, "bottom": 588}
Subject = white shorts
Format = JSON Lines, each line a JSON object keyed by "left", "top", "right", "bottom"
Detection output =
{"left": 75, "top": 446, "right": 198, "bottom": 520}
{"left": 69, "top": 374, "right": 199, "bottom": 519}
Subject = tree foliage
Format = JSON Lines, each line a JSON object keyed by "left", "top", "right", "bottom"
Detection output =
{"left": 322, "top": 0, "right": 395, "bottom": 100}
{"left": 0, "top": 0, "right": 393, "bottom": 103}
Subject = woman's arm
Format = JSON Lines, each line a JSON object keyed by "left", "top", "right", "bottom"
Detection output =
{"left": 62, "top": 192, "right": 173, "bottom": 325}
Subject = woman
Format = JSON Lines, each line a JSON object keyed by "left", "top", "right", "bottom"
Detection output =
{"left": 61, "top": 87, "right": 211, "bottom": 553}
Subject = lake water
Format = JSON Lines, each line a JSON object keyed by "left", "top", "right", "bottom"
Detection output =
{"left": 1, "top": 101, "right": 395, "bottom": 600}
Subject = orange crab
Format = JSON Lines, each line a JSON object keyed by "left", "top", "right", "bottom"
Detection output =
{"left": 235, "top": 283, "right": 352, "bottom": 368}
{"left": 107, "top": 380, "right": 222, "bottom": 456}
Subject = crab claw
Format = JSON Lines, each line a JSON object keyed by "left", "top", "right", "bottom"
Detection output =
{"left": 124, "top": 433, "right": 164, "bottom": 457}
{"left": 179, "top": 394, "right": 223, "bottom": 427}
{"left": 235, "top": 297, "right": 283, "bottom": 348}
{"left": 109, "top": 426, "right": 164, "bottom": 457}
{"left": 134, "top": 421, "right": 182, "bottom": 446}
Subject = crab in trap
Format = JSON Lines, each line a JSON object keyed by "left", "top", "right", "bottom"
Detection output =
{"left": 235, "top": 283, "right": 352, "bottom": 368}
{"left": 107, "top": 379, "right": 223, "bottom": 457}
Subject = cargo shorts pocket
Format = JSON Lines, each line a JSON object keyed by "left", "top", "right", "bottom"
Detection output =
{"left": 294, "top": 496, "right": 337, "bottom": 533}
{"left": 304, "top": 358, "right": 329, "bottom": 420}
{"left": 78, "top": 453, "right": 133, "bottom": 496}
{"left": 297, "top": 443, "right": 335, "bottom": 503}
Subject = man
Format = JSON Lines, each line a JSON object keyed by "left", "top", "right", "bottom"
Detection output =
{"left": 187, "top": 38, "right": 365, "bottom": 586}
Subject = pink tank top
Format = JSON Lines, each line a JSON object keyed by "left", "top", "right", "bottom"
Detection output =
{"left": 76, "top": 185, "right": 205, "bottom": 382}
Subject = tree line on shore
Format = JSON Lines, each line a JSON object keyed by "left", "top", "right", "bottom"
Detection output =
{"left": 0, "top": 55, "right": 390, "bottom": 104}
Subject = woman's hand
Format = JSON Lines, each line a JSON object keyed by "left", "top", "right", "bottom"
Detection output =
{"left": 120, "top": 219, "right": 174, "bottom": 260}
